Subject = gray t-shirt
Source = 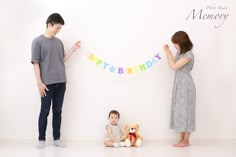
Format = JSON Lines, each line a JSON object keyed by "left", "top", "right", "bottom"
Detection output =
{"left": 31, "top": 35, "right": 66, "bottom": 85}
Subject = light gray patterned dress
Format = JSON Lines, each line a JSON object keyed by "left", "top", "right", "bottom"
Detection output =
{"left": 170, "top": 51, "right": 196, "bottom": 132}
{"left": 104, "top": 124, "right": 122, "bottom": 141}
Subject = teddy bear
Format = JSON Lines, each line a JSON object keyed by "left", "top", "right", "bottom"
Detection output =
{"left": 122, "top": 124, "right": 143, "bottom": 147}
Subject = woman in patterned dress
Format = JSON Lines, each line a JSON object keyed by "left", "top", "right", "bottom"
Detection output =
{"left": 163, "top": 31, "right": 196, "bottom": 147}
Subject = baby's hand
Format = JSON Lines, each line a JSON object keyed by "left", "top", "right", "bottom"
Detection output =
{"left": 113, "top": 139, "right": 119, "bottom": 143}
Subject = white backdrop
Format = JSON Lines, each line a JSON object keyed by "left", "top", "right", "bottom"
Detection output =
{"left": 0, "top": 0, "right": 235, "bottom": 141}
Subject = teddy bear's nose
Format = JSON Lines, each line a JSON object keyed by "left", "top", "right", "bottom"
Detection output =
{"left": 131, "top": 128, "right": 134, "bottom": 130}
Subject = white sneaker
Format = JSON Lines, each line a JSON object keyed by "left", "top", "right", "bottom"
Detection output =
{"left": 36, "top": 141, "right": 45, "bottom": 149}
{"left": 54, "top": 140, "right": 66, "bottom": 147}
{"left": 119, "top": 142, "right": 126, "bottom": 147}
{"left": 113, "top": 142, "right": 120, "bottom": 148}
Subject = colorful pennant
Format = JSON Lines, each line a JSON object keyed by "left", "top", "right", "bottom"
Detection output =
{"left": 82, "top": 51, "right": 161, "bottom": 74}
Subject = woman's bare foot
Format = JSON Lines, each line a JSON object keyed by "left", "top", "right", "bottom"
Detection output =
{"left": 173, "top": 140, "right": 183, "bottom": 146}
{"left": 174, "top": 141, "right": 190, "bottom": 147}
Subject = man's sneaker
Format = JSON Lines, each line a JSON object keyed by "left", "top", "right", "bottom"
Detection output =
{"left": 54, "top": 140, "right": 66, "bottom": 147}
{"left": 36, "top": 141, "right": 45, "bottom": 149}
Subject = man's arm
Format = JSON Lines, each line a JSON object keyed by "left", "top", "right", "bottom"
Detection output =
{"left": 64, "top": 41, "right": 81, "bottom": 62}
{"left": 33, "top": 63, "right": 48, "bottom": 97}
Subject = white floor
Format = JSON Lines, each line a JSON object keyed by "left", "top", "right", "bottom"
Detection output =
{"left": 0, "top": 140, "right": 236, "bottom": 157}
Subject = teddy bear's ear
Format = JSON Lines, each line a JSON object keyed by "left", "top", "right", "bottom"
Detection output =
{"left": 125, "top": 125, "right": 129, "bottom": 130}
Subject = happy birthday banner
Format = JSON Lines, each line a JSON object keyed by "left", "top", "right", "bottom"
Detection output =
{"left": 82, "top": 51, "right": 161, "bottom": 75}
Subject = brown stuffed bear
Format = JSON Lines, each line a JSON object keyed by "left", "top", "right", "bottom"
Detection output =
{"left": 122, "top": 124, "right": 143, "bottom": 147}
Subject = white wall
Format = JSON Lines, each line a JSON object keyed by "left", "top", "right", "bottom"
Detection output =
{"left": 0, "top": 0, "right": 235, "bottom": 141}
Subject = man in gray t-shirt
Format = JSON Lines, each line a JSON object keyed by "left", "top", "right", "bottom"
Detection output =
{"left": 31, "top": 35, "right": 66, "bottom": 85}
{"left": 31, "top": 13, "right": 81, "bottom": 149}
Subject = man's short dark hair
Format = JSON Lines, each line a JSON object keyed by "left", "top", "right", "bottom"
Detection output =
{"left": 46, "top": 13, "right": 65, "bottom": 27}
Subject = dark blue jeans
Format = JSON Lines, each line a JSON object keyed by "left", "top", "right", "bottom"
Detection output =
{"left": 38, "top": 83, "right": 66, "bottom": 141}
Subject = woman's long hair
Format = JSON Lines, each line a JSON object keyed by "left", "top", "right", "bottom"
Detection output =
{"left": 171, "top": 31, "right": 193, "bottom": 54}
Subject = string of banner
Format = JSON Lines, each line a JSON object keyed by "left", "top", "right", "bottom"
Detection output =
{"left": 82, "top": 51, "right": 161, "bottom": 75}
